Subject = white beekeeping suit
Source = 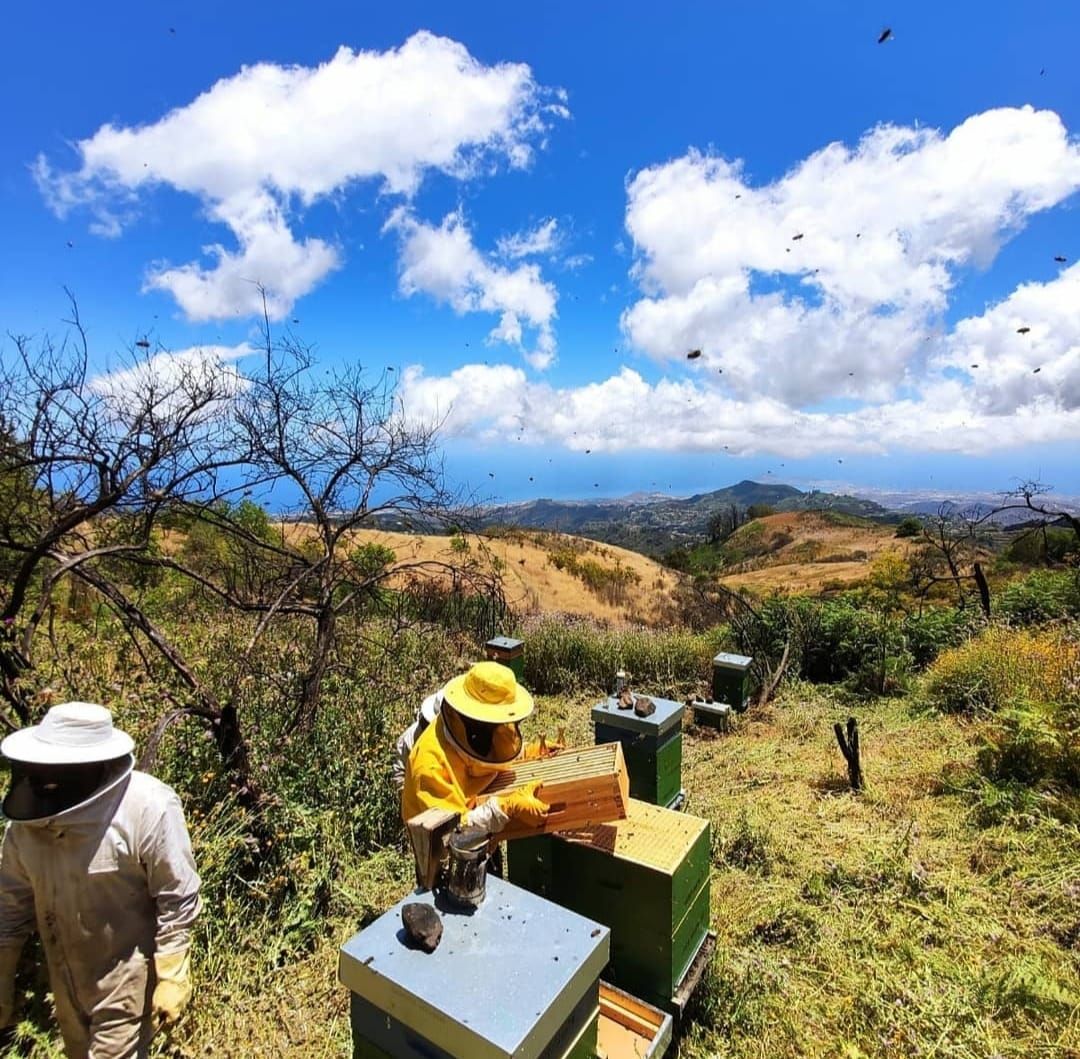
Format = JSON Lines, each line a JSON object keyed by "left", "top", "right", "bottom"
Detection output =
{"left": 0, "top": 703, "right": 201, "bottom": 1059}
{"left": 392, "top": 690, "right": 442, "bottom": 792}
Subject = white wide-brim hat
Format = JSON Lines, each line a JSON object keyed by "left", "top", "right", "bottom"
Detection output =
{"left": 1, "top": 702, "right": 135, "bottom": 765}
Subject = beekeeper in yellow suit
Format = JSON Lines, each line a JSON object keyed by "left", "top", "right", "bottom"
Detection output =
{"left": 0, "top": 702, "right": 201, "bottom": 1058}
{"left": 403, "top": 662, "right": 550, "bottom": 833}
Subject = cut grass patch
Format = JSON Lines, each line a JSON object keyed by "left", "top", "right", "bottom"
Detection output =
{"left": 678, "top": 687, "right": 1080, "bottom": 1058}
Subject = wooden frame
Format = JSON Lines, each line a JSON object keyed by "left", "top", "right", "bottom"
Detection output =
{"left": 480, "top": 743, "right": 631, "bottom": 841}
{"left": 597, "top": 981, "right": 672, "bottom": 1059}
{"left": 406, "top": 807, "right": 459, "bottom": 890}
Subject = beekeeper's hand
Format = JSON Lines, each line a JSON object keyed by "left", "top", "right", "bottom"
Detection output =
{"left": 0, "top": 946, "right": 20, "bottom": 1029}
{"left": 463, "top": 800, "right": 507, "bottom": 833}
{"left": 497, "top": 781, "right": 549, "bottom": 828}
{"left": 542, "top": 728, "right": 567, "bottom": 756}
{"left": 523, "top": 730, "right": 567, "bottom": 760}
{"left": 152, "top": 949, "right": 192, "bottom": 1028}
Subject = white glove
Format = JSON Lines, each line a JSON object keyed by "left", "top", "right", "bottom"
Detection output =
{"left": 0, "top": 946, "right": 21, "bottom": 1029}
{"left": 462, "top": 800, "right": 509, "bottom": 835}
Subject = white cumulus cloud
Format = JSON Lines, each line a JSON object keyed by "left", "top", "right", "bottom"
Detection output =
{"left": 35, "top": 32, "right": 563, "bottom": 320}
{"left": 622, "top": 106, "right": 1080, "bottom": 408}
{"left": 386, "top": 208, "right": 558, "bottom": 370}
{"left": 937, "top": 262, "right": 1080, "bottom": 413}
{"left": 89, "top": 343, "right": 252, "bottom": 414}
{"left": 399, "top": 359, "right": 1080, "bottom": 458}
{"left": 400, "top": 107, "right": 1080, "bottom": 459}
{"left": 497, "top": 218, "right": 560, "bottom": 259}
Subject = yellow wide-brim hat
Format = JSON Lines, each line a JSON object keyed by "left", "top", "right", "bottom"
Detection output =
{"left": 442, "top": 661, "right": 534, "bottom": 724}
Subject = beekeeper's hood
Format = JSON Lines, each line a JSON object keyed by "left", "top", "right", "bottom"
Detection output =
{"left": 440, "top": 662, "right": 533, "bottom": 766}
{"left": 1, "top": 702, "right": 135, "bottom": 822}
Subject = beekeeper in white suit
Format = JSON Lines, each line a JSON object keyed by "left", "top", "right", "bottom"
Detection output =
{"left": 0, "top": 702, "right": 201, "bottom": 1058}
{"left": 391, "top": 689, "right": 442, "bottom": 791}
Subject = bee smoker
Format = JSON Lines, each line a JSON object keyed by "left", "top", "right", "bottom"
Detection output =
{"left": 445, "top": 828, "right": 490, "bottom": 910}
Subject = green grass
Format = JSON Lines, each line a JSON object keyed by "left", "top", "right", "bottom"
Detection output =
{"left": 7, "top": 679, "right": 1078, "bottom": 1058}
{"left": 817, "top": 510, "right": 877, "bottom": 529}
{"left": 520, "top": 616, "right": 729, "bottom": 695}
{"left": 479, "top": 682, "right": 1080, "bottom": 1058}
{"left": 676, "top": 686, "right": 1080, "bottom": 1059}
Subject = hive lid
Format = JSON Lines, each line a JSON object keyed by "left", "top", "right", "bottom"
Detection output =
{"left": 712, "top": 652, "right": 752, "bottom": 670}
{"left": 486, "top": 636, "right": 524, "bottom": 651}
{"left": 339, "top": 876, "right": 609, "bottom": 1059}
{"left": 592, "top": 695, "right": 685, "bottom": 737}
{"left": 557, "top": 798, "right": 709, "bottom": 875}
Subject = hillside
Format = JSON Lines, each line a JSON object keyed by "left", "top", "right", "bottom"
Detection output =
{"left": 344, "top": 527, "right": 681, "bottom": 624}
{"left": 484, "top": 480, "right": 895, "bottom": 555}
{"left": 352, "top": 510, "right": 910, "bottom": 618}
{"left": 717, "top": 511, "right": 913, "bottom": 593}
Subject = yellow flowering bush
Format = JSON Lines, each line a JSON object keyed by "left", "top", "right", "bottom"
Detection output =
{"left": 926, "top": 626, "right": 1080, "bottom": 799}
{"left": 923, "top": 626, "right": 1079, "bottom": 715}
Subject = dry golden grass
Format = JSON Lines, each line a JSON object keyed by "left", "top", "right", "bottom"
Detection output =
{"left": 311, "top": 526, "right": 681, "bottom": 626}
{"left": 161, "top": 521, "right": 679, "bottom": 624}
{"left": 720, "top": 512, "right": 914, "bottom": 594}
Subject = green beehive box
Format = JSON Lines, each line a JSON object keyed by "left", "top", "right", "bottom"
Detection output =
{"left": 505, "top": 832, "right": 556, "bottom": 897}
{"left": 622, "top": 731, "right": 682, "bottom": 807}
{"left": 711, "top": 652, "right": 753, "bottom": 712}
{"left": 484, "top": 636, "right": 525, "bottom": 681}
{"left": 546, "top": 800, "right": 711, "bottom": 1008}
{"left": 351, "top": 1001, "right": 597, "bottom": 1059}
{"left": 593, "top": 696, "right": 685, "bottom": 808}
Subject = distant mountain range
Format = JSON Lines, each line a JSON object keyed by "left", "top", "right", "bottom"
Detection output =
{"left": 475, "top": 479, "right": 1080, "bottom": 555}
{"left": 361, "top": 479, "right": 1080, "bottom": 554}
{"left": 482, "top": 480, "right": 895, "bottom": 554}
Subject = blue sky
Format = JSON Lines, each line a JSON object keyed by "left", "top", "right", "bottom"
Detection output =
{"left": 3, "top": 1, "right": 1079, "bottom": 502}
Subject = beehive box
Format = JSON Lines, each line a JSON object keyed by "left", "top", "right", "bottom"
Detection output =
{"left": 484, "top": 636, "right": 525, "bottom": 681}
{"left": 339, "top": 876, "right": 609, "bottom": 1059}
{"left": 480, "top": 742, "right": 630, "bottom": 841}
{"left": 593, "top": 696, "right": 685, "bottom": 808}
{"left": 536, "top": 800, "right": 711, "bottom": 1009}
{"left": 711, "top": 652, "right": 753, "bottom": 712}
{"left": 505, "top": 832, "right": 557, "bottom": 899}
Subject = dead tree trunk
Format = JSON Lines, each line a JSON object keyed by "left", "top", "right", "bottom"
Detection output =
{"left": 833, "top": 716, "right": 863, "bottom": 791}
{"left": 293, "top": 603, "right": 336, "bottom": 734}
{"left": 0, "top": 630, "right": 32, "bottom": 725}
{"left": 756, "top": 633, "right": 792, "bottom": 707}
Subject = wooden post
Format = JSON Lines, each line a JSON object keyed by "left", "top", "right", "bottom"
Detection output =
{"left": 833, "top": 716, "right": 863, "bottom": 791}
{"left": 973, "top": 561, "right": 991, "bottom": 618}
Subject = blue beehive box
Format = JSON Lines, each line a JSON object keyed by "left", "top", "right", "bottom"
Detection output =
{"left": 339, "top": 877, "right": 609, "bottom": 1059}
